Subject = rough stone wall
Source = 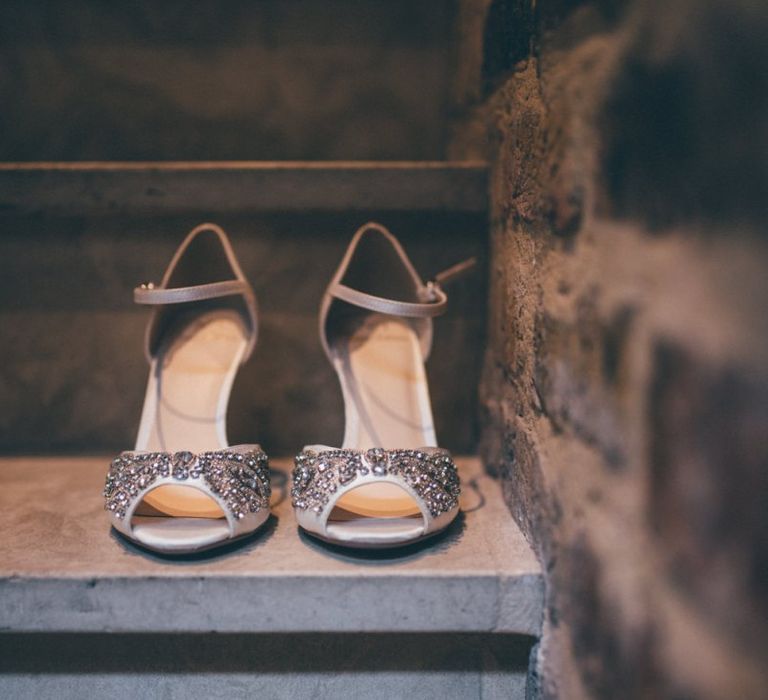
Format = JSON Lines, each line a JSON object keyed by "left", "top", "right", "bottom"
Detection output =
{"left": 452, "top": 1, "right": 768, "bottom": 697}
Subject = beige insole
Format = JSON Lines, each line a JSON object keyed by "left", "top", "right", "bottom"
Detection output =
{"left": 331, "top": 317, "right": 436, "bottom": 522}
{"left": 135, "top": 312, "right": 247, "bottom": 521}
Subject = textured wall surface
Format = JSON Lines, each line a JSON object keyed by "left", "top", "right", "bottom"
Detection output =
{"left": 0, "top": 0, "right": 453, "bottom": 160}
{"left": 451, "top": 0, "right": 768, "bottom": 698}
{"left": 0, "top": 211, "right": 485, "bottom": 455}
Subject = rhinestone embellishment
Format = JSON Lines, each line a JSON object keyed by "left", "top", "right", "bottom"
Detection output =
{"left": 291, "top": 448, "right": 460, "bottom": 517}
{"left": 104, "top": 449, "right": 270, "bottom": 521}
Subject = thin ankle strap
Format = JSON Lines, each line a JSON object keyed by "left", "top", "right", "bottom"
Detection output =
{"left": 320, "top": 221, "right": 477, "bottom": 361}
{"left": 326, "top": 256, "right": 476, "bottom": 319}
{"left": 433, "top": 257, "right": 477, "bottom": 287}
{"left": 134, "top": 279, "right": 251, "bottom": 306}
{"left": 140, "top": 223, "right": 258, "bottom": 363}
{"left": 328, "top": 280, "right": 447, "bottom": 318}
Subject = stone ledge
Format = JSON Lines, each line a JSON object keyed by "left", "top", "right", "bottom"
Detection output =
{"left": 0, "top": 161, "right": 489, "bottom": 214}
{"left": 0, "top": 457, "right": 542, "bottom": 636}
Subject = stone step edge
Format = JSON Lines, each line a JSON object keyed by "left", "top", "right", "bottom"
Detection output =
{"left": 0, "top": 160, "right": 489, "bottom": 215}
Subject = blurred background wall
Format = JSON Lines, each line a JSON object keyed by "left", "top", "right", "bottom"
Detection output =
{"left": 450, "top": 0, "right": 768, "bottom": 697}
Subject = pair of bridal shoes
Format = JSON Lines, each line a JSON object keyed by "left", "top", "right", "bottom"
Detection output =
{"left": 104, "top": 222, "right": 472, "bottom": 554}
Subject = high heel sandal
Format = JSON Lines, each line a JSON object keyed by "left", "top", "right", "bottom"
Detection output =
{"left": 104, "top": 223, "right": 271, "bottom": 554}
{"left": 292, "top": 222, "right": 474, "bottom": 548}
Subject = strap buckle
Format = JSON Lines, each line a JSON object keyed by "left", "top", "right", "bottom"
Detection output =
{"left": 424, "top": 280, "right": 441, "bottom": 302}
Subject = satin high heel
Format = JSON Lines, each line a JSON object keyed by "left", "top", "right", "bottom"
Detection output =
{"left": 292, "top": 222, "right": 474, "bottom": 548}
{"left": 104, "top": 223, "right": 271, "bottom": 554}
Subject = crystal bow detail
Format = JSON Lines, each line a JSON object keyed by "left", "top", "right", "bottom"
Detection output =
{"left": 291, "top": 448, "right": 460, "bottom": 518}
{"left": 104, "top": 449, "right": 271, "bottom": 521}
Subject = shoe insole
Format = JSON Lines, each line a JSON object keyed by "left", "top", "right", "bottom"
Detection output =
{"left": 330, "top": 316, "right": 436, "bottom": 522}
{"left": 131, "top": 515, "right": 231, "bottom": 552}
{"left": 134, "top": 311, "right": 247, "bottom": 521}
{"left": 325, "top": 516, "right": 426, "bottom": 545}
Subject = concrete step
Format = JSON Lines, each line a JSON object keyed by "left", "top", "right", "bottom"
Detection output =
{"left": 0, "top": 2, "right": 456, "bottom": 162}
{"left": 0, "top": 161, "right": 488, "bottom": 215}
{"left": 0, "top": 456, "right": 541, "bottom": 635}
{"left": 0, "top": 456, "right": 540, "bottom": 699}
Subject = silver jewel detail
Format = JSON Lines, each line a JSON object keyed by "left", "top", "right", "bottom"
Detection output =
{"left": 291, "top": 448, "right": 460, "bottom": 517}
{"left": 365, "top": 447, "right": 388, "bottom": 476}
{"left": 104, "top": 449, "right": 271, "bottom": 521}
{"left": 172, "top": 450, "right": 195, "bottom": 480}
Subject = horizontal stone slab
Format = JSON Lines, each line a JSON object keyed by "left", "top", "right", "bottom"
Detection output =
{"left": 0, "top": 161, "right": 488, "bottom": 214}
{"left": 0, "top": 457, "right": 542, "bottom": 636}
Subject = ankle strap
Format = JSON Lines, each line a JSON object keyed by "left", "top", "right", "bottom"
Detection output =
{"left": 139, "top": 222, "right": 258, "bottom": 363}
{"left": 134, "top": 279, "right": 251, "bottom": 306}
{"left": 433, "top": 257, "right": 477, "bottom": 287}
{"left": 327, "top": 256, "right": 476, "bottom": 319}
{"left": 328, "top": 280, "right": 447, "bottom": 318}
